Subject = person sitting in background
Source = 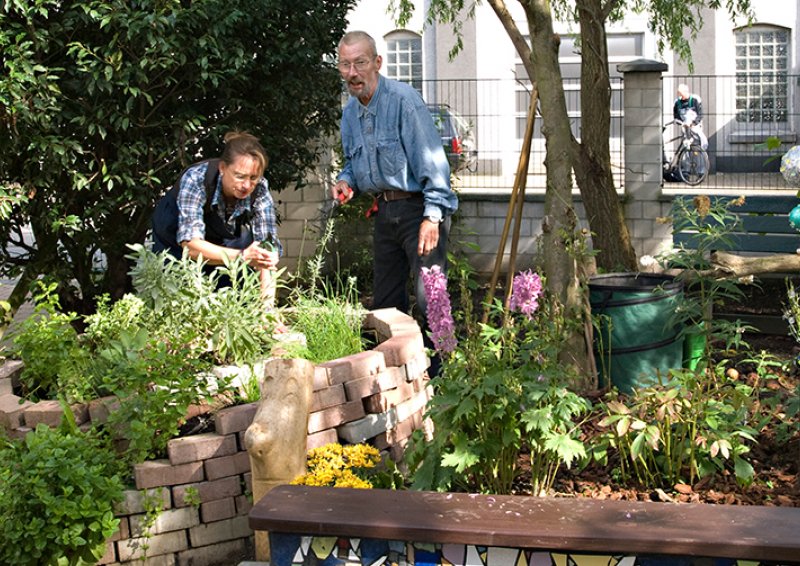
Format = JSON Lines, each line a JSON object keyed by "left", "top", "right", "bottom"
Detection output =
{"left": 673, "top": 83, "right": 708, "bottom": 150}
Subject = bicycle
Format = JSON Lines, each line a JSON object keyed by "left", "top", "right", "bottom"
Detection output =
{"left": 662, "top": 118, "right": 709, "bottom": 186}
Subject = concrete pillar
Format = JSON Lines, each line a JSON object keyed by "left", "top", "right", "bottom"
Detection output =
{"left": 618, "top": 59, "right": 674, "bottom": 259}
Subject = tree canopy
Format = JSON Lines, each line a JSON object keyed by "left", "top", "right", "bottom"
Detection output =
{"left": 0, "top": 0, "right": 356, "bottom": 315}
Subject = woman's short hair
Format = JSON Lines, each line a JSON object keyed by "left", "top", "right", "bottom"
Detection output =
{"left": 221, "top": 130, "right": 268, "bottom": 174}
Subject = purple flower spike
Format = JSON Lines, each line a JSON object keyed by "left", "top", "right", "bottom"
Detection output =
{"left": 420, "top": 265, "right": 457, "bottom": 353}
{"left": 510, "top": 270, "right": 543, "bottom": 320}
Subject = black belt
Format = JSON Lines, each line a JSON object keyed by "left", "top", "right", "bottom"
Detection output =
{"left": 377, "top": 190, "right": 421, "bottom": 202}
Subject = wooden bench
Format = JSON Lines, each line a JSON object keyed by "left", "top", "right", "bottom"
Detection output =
{"left": 672, "top": 194, "right": 800, "bottom": 333}
{"left": 672, "top": 194, "right": 800, "bottom": 254}
{"left": 250, "top": 484, "right": 800, "bottom": 565}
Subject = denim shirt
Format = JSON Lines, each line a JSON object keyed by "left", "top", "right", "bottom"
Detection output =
{"left": 338, "top": 75, "right": 458, "bottom": 219}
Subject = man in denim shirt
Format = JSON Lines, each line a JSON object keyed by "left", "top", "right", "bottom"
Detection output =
{"left": 332, "top": 31, "right": 458, "bottom": 375}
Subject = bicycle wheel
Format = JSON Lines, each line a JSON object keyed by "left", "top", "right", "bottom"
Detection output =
{"left": 677, "top": 146, "right": 709, "bottom": 185}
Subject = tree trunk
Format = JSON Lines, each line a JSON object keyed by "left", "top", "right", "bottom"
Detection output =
{"left": 571, "top": 0, "right": 637, "bottom": 272}
{"left": 524, "top": 0, "right": 593, "bottom": 390}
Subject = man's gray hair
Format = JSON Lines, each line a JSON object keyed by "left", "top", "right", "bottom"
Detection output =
{"left": 339, "top": 30, "right": 377, "bottom": 58}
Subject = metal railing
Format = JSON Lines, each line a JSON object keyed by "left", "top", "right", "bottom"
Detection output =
{"left": 416, "top": 76, "right": 798, "bottom": 193}
{"left": 419, "top": 78, "right": 624, "bottom": 193}
{"left": 663, "top": 74, "right": 798, "bottom": 192}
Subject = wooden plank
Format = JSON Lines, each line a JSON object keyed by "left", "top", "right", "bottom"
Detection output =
{"left": 737, "top": 214, "right": 796, "bottom": 234}
{"left": 250, "top": 485, "right": 800, "bottom": 562}
{"left": 716, "top": 312, "right": 790, "bottom": 335}
{"left": 672, "top": 195, "right": 800, "bottom": 214}
{"left": 673, "top": 232, "right": 799, "bottom": 253}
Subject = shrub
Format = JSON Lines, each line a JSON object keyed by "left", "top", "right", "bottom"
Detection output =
{"left": 0, "top": 423, "right": 124, "bottom": 565}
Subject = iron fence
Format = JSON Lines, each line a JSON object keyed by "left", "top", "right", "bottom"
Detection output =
{"left": 417, "top": 76, "right": 798, "bottom": 193}
{"left": 664, "top": 74, "right": 798, "bottom": 192}
{"left": 419, "top": 77, "right": 624, "bottom": 193}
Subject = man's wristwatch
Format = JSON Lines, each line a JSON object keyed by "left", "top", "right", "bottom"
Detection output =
{"left": 425, "top": 216, "right": 442, "bottom": 224}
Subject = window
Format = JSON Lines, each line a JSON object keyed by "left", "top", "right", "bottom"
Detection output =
{"left": 514, "top": 33, "right": 641, "bottom": 139}
{"left": 385, "top": 31, "right": 422, "bottom": 92}
{"left": 735, "top": 25, "right": 790, "bottom": 123}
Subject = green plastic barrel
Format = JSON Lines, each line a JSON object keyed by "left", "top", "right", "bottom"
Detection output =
{"left": 590, "top": 273, "right": 684, "bottom": 394}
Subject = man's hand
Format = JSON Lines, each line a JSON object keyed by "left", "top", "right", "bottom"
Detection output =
{"left": 242, "top": 241, "right": 278, "bottom": 270}
{"left": 332, "top": 181, "right": 354, "bottom": 205}
{"left": 418, "top": 219, "right": 440, "bottom": 256}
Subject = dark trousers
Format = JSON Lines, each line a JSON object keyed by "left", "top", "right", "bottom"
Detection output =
{"left": 371, "top": 197, "right": 450, "bottom": 376}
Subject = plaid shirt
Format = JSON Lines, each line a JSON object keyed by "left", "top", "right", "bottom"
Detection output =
{"left": 176, "top": 161, "right": 281, "bottom": 254}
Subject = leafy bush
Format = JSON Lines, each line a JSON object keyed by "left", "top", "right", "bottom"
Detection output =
{"left": 0, "top": 423, "right": 124, "bottom": 566}
{"left": 127, "top": 244, "right": 279, "bottom": 365}
{"left": 9, "top": 281, "right": 88, "bottom": 401}
{"left": 596, "top": 368, "right": 757, "bottom": 487}
{"left": 407, "top": 267, "right": 590, "bottom": 495}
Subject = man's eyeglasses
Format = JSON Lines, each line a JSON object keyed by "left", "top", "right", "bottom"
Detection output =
{"left": 337, "top": 58, "right": 372, "bottom": 72}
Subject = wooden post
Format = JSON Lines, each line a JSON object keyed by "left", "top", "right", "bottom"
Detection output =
{"left": 244, "top": 357, "right": 314, "bottom": 561}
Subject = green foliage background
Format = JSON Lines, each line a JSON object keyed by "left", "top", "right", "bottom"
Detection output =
{"left": 0, "top": 0, "right": 356, "bottom": 314}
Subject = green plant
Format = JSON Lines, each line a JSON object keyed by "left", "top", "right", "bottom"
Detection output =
{"left": 88, "top": 329, "right": 214, "bottom": 465}
{"left": 0, "top": 421, "right": 124, "bottom": 565}
{"left": 596, "top": 367, "right": 757, "bottom": 488}
{"left": 8, "top": 281, "right": 88, "bottom": 401}
{"left": 284, "top": 218, "right": 366, "bottom": 363}
{"left": 127, "top": 244, "right": 279, "bottom": 365}
{"left": 0, "top": 0, "right": 356, "bottom": 316}
{"left": 182, "top": 486, "right": 202, "bottom": 509}
{"left": 292, "top": 442, "right": 402, "bottom": 489}
{"left": 407, "top": 267, "right": 590, "bottom": 495}
{"left": 658, "top": 195, "right": 754, "bottom": 376}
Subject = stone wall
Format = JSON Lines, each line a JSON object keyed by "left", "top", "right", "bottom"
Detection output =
{"left": 0, "top": 308, "right": 430, "bottom": 566}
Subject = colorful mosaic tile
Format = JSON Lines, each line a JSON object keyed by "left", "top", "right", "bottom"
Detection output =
{"left": 268, "top": 534, "right": 770, "bottom": 566}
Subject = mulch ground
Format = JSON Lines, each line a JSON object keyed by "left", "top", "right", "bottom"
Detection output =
{"left": 527, "top": 277, "right": 800, "bottom": 506}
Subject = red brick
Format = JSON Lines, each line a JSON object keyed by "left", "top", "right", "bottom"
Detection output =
{"left": 204, "top": 450, "right": 251, "bottom": 481}
{"left": 307, "top": 400, "right": 365, "bottom": 434}
{"left": 167, "top": 432, "right": 237, "bottom": 465}
{"left": 213, "top": 402, "right": 258, "bottom": 436}
{"left": 134, "top": 459, "right": 204, "bottom": 490}
{"left": 375, "top": 331, "right": 425, "bottom": 367}
{"left": 306, "top": 428, "right": 338, "bottom": 450}
{"left": 365, "top": 308, "right": 420, "bottom": 341}
{"left": 404, "top": 354, "right": 430, "bottom": 381}
{"left": 0, "top": 360, "right": 23, "bottom": 386}
{"left": 173, "top": 475, "right": 241, "bottom": 507}
{"left": 363, "top": 376, "right": 417, "bottom": 413}
{"left": 177, "top": 537, "right": 247, "bottom": 566}
{"left": 317, "top": 350, "right": 386, "bottom": 385}
{"left": 313, "top": 366, "right": 331, "bottom": 390}
{"left": 0, "top": 377, "right": 12, "bottom": 396}
{"left": 394, "top": 388, "right": 431, "bottom": 423}
{"left": 6, "top": 425, "right": 32, "bottom": 440}
{"left": 200, "top": 497, "right": 236, "bottom": 523}
{"left": 235, "top": 494, "right": 253, "bottom": 516}
{"left": 344, "top": 367, "right": 406, "bottom": 402}
{"left": 95, "top": 540, "right": 116, "bottom": 565}
{"left": 243, "top": 472, "right": 252, "bottom": 494}
{"left": 311, "top": 384, "right": 346, "bottom": 412}
{"left": 0, "top": 393, "right": 34, "bottom": 429}
{"left": 24, "top": 399, "right": 88, "bottom": 428}
{"left": 87, "top": 396, "right": 119, "bottom": 424}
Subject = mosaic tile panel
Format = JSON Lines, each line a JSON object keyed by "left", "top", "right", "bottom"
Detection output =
{"left": 269, "top": 534, "right": 783, "bottom": 566}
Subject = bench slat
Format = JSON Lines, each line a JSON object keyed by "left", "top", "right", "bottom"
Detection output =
{"left": 673, "top": 232, "right": 799, "bottom": 253}
{"left": 250, "top": 485, "right": 800, "bottom": 562}
{"left": 673, "top": 195, "right": 800, "bottom": 214}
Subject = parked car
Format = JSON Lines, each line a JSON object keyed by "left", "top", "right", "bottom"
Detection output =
{"left": 426, "top": 104, "right": 478, "bottom": 173}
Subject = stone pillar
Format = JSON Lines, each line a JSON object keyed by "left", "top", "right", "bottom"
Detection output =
{"left": 618, "top": 59, "right": 674, "bottom": 260}
{"left": 244, "top": 357, "right": 314, "bottom": 561}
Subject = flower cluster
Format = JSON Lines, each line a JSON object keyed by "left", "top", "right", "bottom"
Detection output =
{"left": 420, "top": 265, "right": 457, "bottom": 353}
{"left": 291, "top": 442, "right": 381, "bottom": 489}
{"left": 509, "top": 270, "right": 543, "bottom": 319}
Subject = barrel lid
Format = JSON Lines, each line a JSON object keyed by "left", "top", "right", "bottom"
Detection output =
{"left": 589, "top": 272, "right": 683, "bottom": 292}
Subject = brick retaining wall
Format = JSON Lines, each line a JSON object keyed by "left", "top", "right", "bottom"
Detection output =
{"left": 0, "top": 308, "right": 431, "bottom": 566}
